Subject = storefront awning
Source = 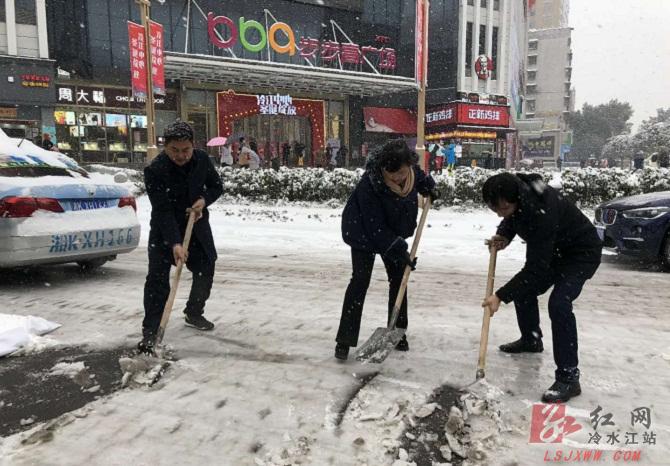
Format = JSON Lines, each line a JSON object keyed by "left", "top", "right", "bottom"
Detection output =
{"left": 363, "top": 107, "right": 417, "bottom": 134}
{"left": 164, "top": 52, "right": 418, "bottom": 97}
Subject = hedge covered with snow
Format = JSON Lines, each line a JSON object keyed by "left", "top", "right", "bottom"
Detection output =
{"left": 123, "top": 165, "right": 669, "bottom": 208}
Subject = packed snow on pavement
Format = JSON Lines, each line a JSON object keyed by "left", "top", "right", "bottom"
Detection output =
{"left": 1, "top": 196, "right": 669, "bottom": 466}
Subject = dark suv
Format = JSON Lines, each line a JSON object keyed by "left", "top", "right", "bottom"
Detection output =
{"left": 594, "top": 192, "right": 670, "bottom": 270}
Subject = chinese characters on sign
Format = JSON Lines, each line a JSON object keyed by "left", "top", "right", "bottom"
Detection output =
{"left": 467, "top": 108, "right": 501, "bottom": 122}
{"left": 426, "top": 108, "right": 454, "bottom": 124}
{"left": 256, "top": 94, "right": 297, "bottom": 116}
{"left": 55, "top": 85, "right": 176, "bottom": 110}
{"left": 207, "top": 13, "right": 397, "bottom": 73}
{"left": 21, "top": 74, "right": 51, "bottom": 88}
{"left": 424, "top": 103, "right": 510, "bottom": 128}
{"left": 150, "top": 21, "right": 166, "bottom": 96}
{"left": 128, "top": 22, "right": 147, "bottom": 99}
{"left": 127, "top": 21, "right": 165, "bottom": 98}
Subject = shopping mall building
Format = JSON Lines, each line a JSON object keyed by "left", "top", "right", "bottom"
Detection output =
{"left": 0, "top": 0, "right": 528, "bottom": 166}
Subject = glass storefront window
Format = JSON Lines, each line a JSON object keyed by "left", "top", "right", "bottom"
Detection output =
{"left": 54, "top": 109, "right": 147, "bottom": 163}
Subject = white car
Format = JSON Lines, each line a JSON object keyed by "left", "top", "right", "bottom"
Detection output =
{"left": 0, "top": 131, "right": 140, "bottom": 269}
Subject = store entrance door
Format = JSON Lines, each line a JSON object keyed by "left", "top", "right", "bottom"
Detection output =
{"left": 232, "top": 114, "right": 311, "bottom": 165}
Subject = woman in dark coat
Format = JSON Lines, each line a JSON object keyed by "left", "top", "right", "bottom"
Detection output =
{"left": 335, "top": 139, "right": 437, "bottom": 360}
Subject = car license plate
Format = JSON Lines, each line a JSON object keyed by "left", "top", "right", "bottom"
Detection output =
{"left": 65, "top": 199, "right": 113, "bottom": 211}
{"left": 49, "top": 228, "right": 135, "bottom": 253}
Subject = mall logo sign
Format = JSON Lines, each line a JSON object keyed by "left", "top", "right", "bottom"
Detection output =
{"left": 207, "top": 11, "right": 397, "bottom": 72}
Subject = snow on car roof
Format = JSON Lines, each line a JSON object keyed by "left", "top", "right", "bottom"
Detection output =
{"left": 0, "top": 129, "right": 81, "bottom": 172}
{"left": 0, "top": 131, "right": 134, "bottom": 198}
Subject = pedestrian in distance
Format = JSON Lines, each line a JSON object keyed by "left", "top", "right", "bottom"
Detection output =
{"left": 247, "top": 145, "right": 261, "bottom": 170}
{"left": 658, "top": 147, "right": 670, "bottom": 168}
{"left": 238, "top": 142, "right": 252, "bottom": 169}
{"left": 41, "top": 133, "right": 54, "bottom": 151}
{"left": 481, "top": 173, "right": 602, "bottom": 403}
{"left": 138, "top": 121, "right": 223, "bottom": 353}
{"left": 219, "top": 142, "right": 233, "bottom": 167}
{"left": 454, "top": 140, "right": 463, "bottom": 166}
{"left": 337, "top": 145, "right": 348, "bottom": 168}
{"left": 633, "top": 150, "right": 645, "bottom": 170}
{"left": 444, "top": 139, "right": 457, "bottom": 174}
{"left": 335, "top": 139, "right": 439, "bottom": 361}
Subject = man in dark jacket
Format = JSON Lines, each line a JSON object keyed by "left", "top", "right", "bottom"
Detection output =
{"left": 335, "top": 139, "right": 438, "bottom": 360}
{"left": 481, "top": 173, "right": 602, "bottom": 402}
{"left": 138, "top": 121, "right": 223, "bottom": 352}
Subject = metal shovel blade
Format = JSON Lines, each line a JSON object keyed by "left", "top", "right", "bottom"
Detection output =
{"left": 354, "top": 327, "right": 406, "bottom": 363}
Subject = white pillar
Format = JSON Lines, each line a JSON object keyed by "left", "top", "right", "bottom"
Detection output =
{"left": 5, "top": 0, "right": 17, "bottom": 56}
{"left": 35, "top": 0, "right": 48, "bottom": 58}
{"left": 485, "top": 0, "right": 494, "bottom": 93}
{"left": 497, "top": 0, "right": 508, "bottom": 96}
{"left": 458, "top": 0, "right": 467, "bottom": 93}
{"left": 472, "top": 0, "right": 481, "bottom": 90}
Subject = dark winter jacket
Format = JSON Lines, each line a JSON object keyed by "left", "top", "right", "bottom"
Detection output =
{"left": 341, "top": 152, "right": 435, "bottom": 256}
{"left": 145, "top": 149, "right": 223, "bottom": 263}
{"left": 495, "top": 174, "right": 602, "bottom": 303}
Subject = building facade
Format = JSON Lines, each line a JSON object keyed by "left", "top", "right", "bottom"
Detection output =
{"left": 43, "top": 0, "right": 418, "bottom": 165}
{"left": 1, "top": 0, "right": 531, "bottom": 167}
{"left": 364, "top": 0, "right": 529, "bottom": 168}
{"left": 522, "top": 0, "right": 573, "bottom": 164}
{"left": 0, "top": 0, "right": 56, "bottom": 142}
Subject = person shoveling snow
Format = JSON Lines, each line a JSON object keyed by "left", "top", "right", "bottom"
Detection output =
{"left": 334, "top": 140, "right": 438, "bottom": 363}
{"left": 138, "top": 121, "right": 223, "bottom": 355}
{"left": 480, "top": 173, "right": 602, "bottom": 403}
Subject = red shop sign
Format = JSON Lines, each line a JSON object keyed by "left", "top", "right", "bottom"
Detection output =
{"left": 458, "top": 103, "right": 509, "bottom": 127}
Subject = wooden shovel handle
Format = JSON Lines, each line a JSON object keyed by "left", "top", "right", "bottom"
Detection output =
{"left": 155, "top": 209, "right": 198, "bottom": 344}
{"left": 388, "top": 197, "right": 432, "bottom": 330}
{"left": 477, "top": 241, "right": 498, "bottom": 375}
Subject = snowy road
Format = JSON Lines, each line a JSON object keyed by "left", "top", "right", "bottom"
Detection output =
{"left": 1, "top": 199, "right": 669, "bottom": 465}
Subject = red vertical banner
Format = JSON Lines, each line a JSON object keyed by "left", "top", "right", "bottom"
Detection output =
{"left": 150, "top": 21, "right": 165, "bottom": 96}
{"left": 415, "top": 0, "right": 425, "bottom": 86}
{"left": 128, "top": 21, "right": 147, "bottom": 98}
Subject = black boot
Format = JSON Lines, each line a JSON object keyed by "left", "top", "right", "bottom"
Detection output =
{"left": 499, "top": 337, "right": 543, "bottom": 354}
{"left": 335, "top": 343, "right": 349, "bottom": 361}
{"left": 542, "top": 380, "right": 582, "bottom": 403}
{"left": 185, "top": 314, "right": 215, "bottom": 331}
{"left": 137, "top": 334, "right": 156, "bottom": 354}
{"left": 395, "top": 335, "right": 409, "bottom": 352}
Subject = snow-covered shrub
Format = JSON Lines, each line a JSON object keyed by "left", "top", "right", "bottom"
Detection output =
{"left": 637, "top": 168, "right": 670, "bottom": 193}
{"left": 132, "top": 166, "right": 669, "bottom": 207}
{"left": 561, "top": 168, "right": 642, "bottom": 205}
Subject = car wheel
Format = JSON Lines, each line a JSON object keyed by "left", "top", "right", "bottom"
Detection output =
{"left": 77, "top": 258, "right": 108, "bottom": 272}
{"left": 662, "top": 230, "right": 670, "bottom": 272}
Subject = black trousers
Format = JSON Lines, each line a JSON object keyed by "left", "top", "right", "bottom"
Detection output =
{"left": 336, "top": 249, "right": 408, "bottom": 347}
{"left": 513, "top": 261, "right": 599, "bottom": 381}
{"left": 142, "top": 237, "right": 215, "bottom": 336}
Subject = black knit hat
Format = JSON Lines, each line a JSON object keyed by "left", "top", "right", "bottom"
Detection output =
{"left": 164, "top": 121, "right": 194, "bottom": 144}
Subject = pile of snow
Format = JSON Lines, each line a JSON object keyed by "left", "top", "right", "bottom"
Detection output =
{"left": 0, "top": 314, "right": 61, "bottom": 357}
{"left": 118, "top": 355, "right": 170, "bottom": 388}
{"left": 49, "top": 361, "right": 86, "bottom": 379}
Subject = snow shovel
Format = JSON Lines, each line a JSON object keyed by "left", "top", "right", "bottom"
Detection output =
{"left": 355, "top": 197, "right": 432, "bottom": 364}
{"left": 153, "top": 208, "right": 197, "bottom": 356}
{"left": 475, "top": 240, "right": 498, "bottom": 380}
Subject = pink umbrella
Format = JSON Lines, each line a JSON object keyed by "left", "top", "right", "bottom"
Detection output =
{"left": 206, "top": 136, "right": 228, "bottom": 147}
